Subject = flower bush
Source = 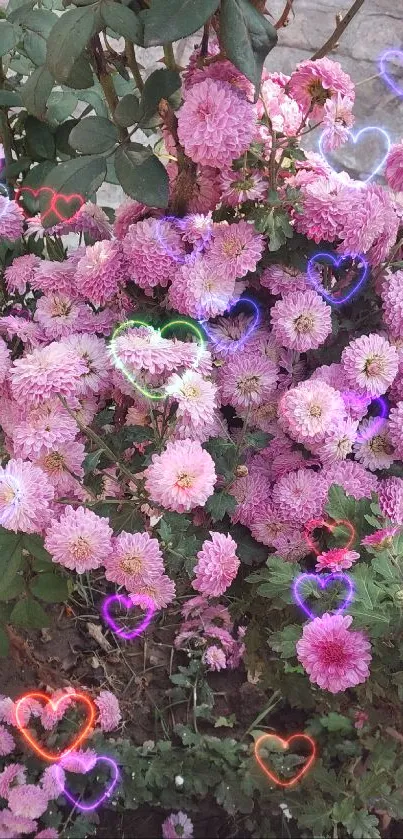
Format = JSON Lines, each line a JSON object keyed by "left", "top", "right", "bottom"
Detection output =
{"left": 1, "top": 0, "right": 403, "bottom": 836}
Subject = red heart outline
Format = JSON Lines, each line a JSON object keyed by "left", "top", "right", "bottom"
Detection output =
{"left": 14, "top": 186, "right": 85, "bottom": 225}
{"left": 15, "top": 691, "right": 95, "bottom": 762}
{"left": 254, "top": 733, "right": 316, "bottom": 787}
{"left": 303, "top": 517, "right": 355, "bottom": 556}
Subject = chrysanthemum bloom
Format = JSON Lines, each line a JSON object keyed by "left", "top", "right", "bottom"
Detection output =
{"left": 317, "top": 418, "right": 358, "bottom": 464}
{"left": 4, "top": 253, "right": 40, "bottom": 295}
{"left": 279, "top": 380, "right": 346, "bottom": 444}
{"left": 168, "top": 256, "right": 236, "bottom": 319}
{"left": 341, "top": 333, "right": 398, "bottom": 397}
{"left": 0, "top": 459, "right": 54, "bottom": 533}
{"left": 324, "top": 459, "right": 378, "bottom": 500}
{"left": 385, "top": 141, "right": 403, "bottom": 192}
{"left": 0, "top": 810, "right": 38, "bottom": 836}
{"left": 193, "top": 532, "right": 239, "bottom": 597}
{"left": 178, "top": 78, "right": 255, "bottom": 168}
{"left": 219, "top": 354, "right": 278, "bottom": 410}
{"left": 0, "top": 724, "right": 15, "bottom": 756}
{"left": 206, "top": 220, "right": 264, "bottom": 282}
{"left": 75, "top": 240, "right": 127, "bottom": 306}
{"left": 44, "top": 505, "right": 113, "bottom": 573}
{"left": 34, "top": 828, "right": 59, "bottom": 839}
{"left": 185, "top": 41, "right": 253, "bottom": 99}
{"left": 321, "top": 93, "right": 355, "bottom": 150}
{"left": 378, "top": 477, "right": 403, "bottom": 524}
{"left": 296, "top": 613, "right": 371, "bottom": 693}
{"left": 229, "top": 472, "right": 271, "bottom": 527}
{"left": 114, "top": 199, "right": 150, "bottom": 239}
{"left": 0, "top": 314, "right": 45, "bottom": 348}
{"left": 365, "top": 184, "right": 400, "bottom": 267}
{"left": 0, "top": 196, "right": 24, "bottom": 240}
{"left": 131, "top": 575, "right": 176, "bottom": 609}
{"left": 219, "top": 168, "right": 267, "bottom": 207}
{"left": 95, "top": 690, "right": 121, "bottom": 732}
{"left": 31, "top": 256, "right": 78, "bottom": 296}
{"left": 104, "top": 531, "right": 165, "bottom": 590}
{"left": 61, "top": 333, "right": 111, "bottom": 396}
{"left": 122, "top": 217, "right": 183, "bottom": 292}
{"left": 11, "top": 341, "right": 87, "bottom": 407}
{"left": 35, "top": 440, "right": 85, "bottom": 494}
{"left": 250, "top": 499, "right": 305, "bottom": 551}
{"left": 165, "top": 369, "right": 217, "bottom": 427}
{"left": 38, "top": 687, "right": 77, "bottom": 730}
{"left": 260, "top": 264, "right": 307, "bottom": 296}
{"left": 289, "top": 57, "right": 354, "bottom": 120}
{"left": 272, "top": 467, "right": 327, "bottom": 525}
{"left": 204, "top": 645, "right": 227, "bottom": 671}
{"left": 315, "top": 547, "right": 360, "bottom": 572}
{"left": 0, "top": 336, "right": 10, "bottom": 385}
{"left": 258, "top": 78, "right": 303, "bottom": 135}
{"left": 59, "top": 201, "right": 111, "bottom": 240}
{"left": 41, "top": 764, "right": 65, "bottom": 799}
{"left": 145, "top": 439, "right": 216, "bottom": 513}
{"left": 361, "top": 527, "right": 400, "bottom": 550}
{"left": 0, "top": 763, "right": 26, "bottom": 799}
{"left": 60, "top": 748, "right": 98, "bottom": 773}
{"left": 353, "top": 417, "right": 394, "bottom": 471}
{"left": 162, "top": 811, "right": 194, "bottom": 839}
{"left": 381, "top": 270, "right": 403, "bottom": 337}
{"left": 34, "top": 294, "right": 89, "bottom": 340}
{"left": 8, "top": 784, "right": 49, "bottom": 819}
{"left": 337, "top": 184, "right": 395, "bottom": 263}
{"left": 271, "top": 290, "right": 332, "bottom": 352}
{"left": 294, "top": 175, "right": 350, "bottom": 243}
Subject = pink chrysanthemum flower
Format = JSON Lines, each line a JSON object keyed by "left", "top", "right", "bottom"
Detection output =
{"left": 41, "top": 764, "right": 65, "bottom": 799}
{"left": 321, "top": 94, "right": 355, "bottom": 151}
{"left": 250, "top": 500, "right": 305, "bottom": 552}
{"left": 35, "top": 440, "right": 85, "bottom": 494}
{"left": 289, "top": 57, "right": 354, "bottom": 120}
{"left": 0, "top": 724, "right": 15, "bottom": 756}
{"left": 122, "top": 217, "right": 183, "bottom": 292}
{"left": 185, "top": 41, "right": 253, "bottom": 99}
{"left": 178, "top": 78, "right": 255, "bottom": 168}
{"left": 279, "top": 380, "right": 346, "bottom": 443}
{"left": 218, "top": 354, "right": 278, "bottom": 410}
{"left": 206, "top": 220, "right": 263, "bottom": 282}
{"left": 12, "top": 399, "right": 79, "bottom": 459}
{"left": 145, "top": 439, "right": 216, "bottom": 513}
{"left": 95, "top": 690, "right": 121, "bottom": 732}
{"left": 0, "top": 196, "right": 24, "bottom": 240}
{"left": 324, "top": 460, "right": 378, "bottom": 500}
{"left": 259, "top": 78, "right": 303, "bottom": 135}
{"left": 0, "top": 810, "right": 38, "bottom": 836}
{"left": 0, "top": 459, "right": 54, "bottom": 533}
{"left": 219, "top": 169, "right": 267, "bottom": 207}
{"left": 294, "top": 175, "right": 349, "bottom": 243}
{"left": 75, "top": 241, "right": 126, "bottom": 306}
{"left": 341, "top": 333, "right": 398, "bottom": 397}
{"left": 353, "top": 417, "right": 394, "bottom": 471}
{"left": 31, "top": 257, "right": 78, "bottom": 296}
{"left": 60, "top": 748, "right": 98, "bottom": 773}
{"left": 260, "top": 264, "right": 307, "bottom": 296}
{"left": 113, "top": 199, "right": 149, "bottom": 239}
{"left": 317, "top": 418, "right": 358, "bottom": 464}
{"left": 61, "top": 333, "right": 111, "bottom": 396}
{"left": 39, "top": 688, "right": 76, "bottom": 730}
{"left": 365, "top": 185, "right": 400, "bottom": 267}
{"left": 337, "top": 184, "right": 386, "bottom": 257}
{"left": 378, "top": 477, "right": 403, "bottom": 524}
{"left": 162, "top": 811, "right": 194, "bottom": 839}
{"left": 272, "top": 468, "right": 327, "bottom": 525}
{"left": 0, "top": 763, "right": 26, "bottom": 798}
{"left": 315, "top": 547, "right": 360, "bottom": 572}
{"left": 381, "top": 270, "right": 403, "bottom": 337}
{"left": 132, "top": 575, "right": 176, "bottom": 609}
{"left": 0, "top": 336, "right": 11, "bottom": 385}
{"left": 296, "top": 613, "right": 371, "bottom": 693}
{"left": 271, "top": 290, "right": 332, "bottom": 352}
{"left": 60, "top": 201, "right": 111, "bottom": 240}
{"left": 230, "top": 472, "right": 271, "bottom": 527}
{"left": 44, "top": 505, "right": 113, "bottom": 573}
{"left": 386, "top": 401, "right": 403, "bottom": 459}
{"left": 34, "top": 829, "right": 59, "bottom": 839}
{"left": 204, "top": 645, "right": 227, "bottom": 671}
{"left": 187, "top": 165, "right": 222, "bottom": 214}
{"left": 165, "top": 369, "right": 217, "bottom": 427}
{"left": 34, "top": 294, "right": 89, "bottom": 340}
{"left": 385, "top": 141, "right": 403, "bottom": 192}
{"left": 10, "top": 341, "right": 87, "bottom": 407}
{"left": 8, "top": 784, "right": 49, "bottom": 819}
{"left": 0, "top": 314, "right": 45, "bottom": 348}
{"left": 361, "top": 527, "right": 400, "bottom": 550}
{"left": 193, "top": 532, "right": 239, "bottom": 597}
{"left": 168, "top": 257, "right": 236, "bottom": 319}
{"left": 111, "top": 327, "right": 198, "bottom": 399}
{"left": 105, "top": 531, "right": 165, "bottom": 590}
{"left": 4, "top": 253, "right": 40, "bottom": 295}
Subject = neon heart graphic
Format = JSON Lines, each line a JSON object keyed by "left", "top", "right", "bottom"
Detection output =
{"left": 15, "top": 691, "right": 95, "bottom": 762}
{"left": 318, "top": 126, "right": 391, "bottom": 185}
{"left": 292, "top": 572, "right": 355, "bottom": 620}
{"left": 199, "top": 297, "right": 260, "bottom": 354}
{"left": 254, "top": 733, "right": 316, "bottom": 788}
{"left": 379, "top": 49, "right": 403, "bottom": 98}
{"left": 355, "top": 395, "right": 389, "bottom": 443}
{"left": 56, "top": 755, "right": 119, "bottom": 812}
{"left": 307, "top": 252, "right": 369, "bottom": 305}
{"left": 109, "top": 317, "right": 206, "bottom": 400}
{"left": 155, "top": 214, "right": 213, "bottom": 265}
{"left": 102, "top": 594, "right": 155, "bottom": 641}
{"left": 14, "top": 186, "right": 85, "bottom": 224}
{"left": 303, "top": 517, "right": 356, "bottom": 555}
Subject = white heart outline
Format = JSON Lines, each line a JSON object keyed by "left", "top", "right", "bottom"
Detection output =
{"left": 318, "top": 125, "right": 391, "bottom": 186}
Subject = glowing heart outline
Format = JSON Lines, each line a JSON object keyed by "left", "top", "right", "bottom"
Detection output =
{"left": 14, "top": 186, "right": 85, "bottom": 225}
{"left": 254, "top": 733, "right": 316, "bottom": 788}
{"left": 318, "top": 125, "right": 391, "bottom": 185}
{"left": 155, "top": 214, "right": 213, "bottom": 265}
{"left": 56, "top": 755, "right": 119, "bottom": 812}
{"left": 379, "top": 49, "right": 403, "bottom": 98}
{"left": 292, "top": 572, "right": 355, "bottom": 621}
{"left": 15, "top": 691, "right": 95, "bottom": 762}
{"left": 101, "top": 594, "right": 155, "bottom": 641}
{"left": 109, "top": 317, "right": 206, "bottom": 401}
{"left": 355, "top": 395, "right": 389, "bottom": 443}
{"left": 306, "top": 252, "right": 369, "bottom": 305}
{"left": 199, "top": 296, "right": 260, "bottom": 354}
{"left": 303, "top": 517, "right": 356, "bottom": 555}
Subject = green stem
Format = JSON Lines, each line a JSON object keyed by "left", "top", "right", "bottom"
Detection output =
{"left": 163, "top": 43, "right": 177, "bottom": 71}
{"left": 125, "top": 40, "right": 144, "bottom": 92}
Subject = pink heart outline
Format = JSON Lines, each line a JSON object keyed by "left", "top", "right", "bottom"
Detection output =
{"left": 318, "top": 126, "right": 391, "bottom": 185}
{"left": 101, "top": 594, "right": 155, "bottom": 641}
{"left": 55, "top": 755, "right": 119, "bottom": 812}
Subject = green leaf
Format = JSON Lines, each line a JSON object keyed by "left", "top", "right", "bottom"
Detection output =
{"left": 268, "top": 624, "right": 301, "bottom": 658}
{"left": 21, "top": 65, "right": 54, "bottom": 119}
{"left": 0, "top": 90, "right": 22, "bottom": 106}
{"left": 220, "top": 0, "right": 277, "bottom": 97}
{"left": 83, "top": 449, "right": 103, "bottom": 473}
{"left": 46, "top": 91, "right": 79, "bottom": 125}
{"left": 46, "top": 5, "right": 100, "bottom": 84}
{"left": 65, "top": 54, "right": 94, "bottom": 90}
{"left": 138, "top": 68, "right": 181, "bottom": 126}
{"left": 0, "top": 626, "right": 9, "bottom": 657}
{"left": 144, "top": 0, "right": 219, "bottom": 46}
{"left": 30, "top": 572, "right": 69, "bottom": 602}
{"left": 23, "top": 533, "right": 53, "bottom": 564}
{"left": 101, "top": 0, "right": 143, "bottom": 43}
{"left": 0, "top": 574, "right": 24, "bottom": 602}
{"left": 41, "top": 155, "right": 107, "bottom": 227}
{"left": 204, "top": 437, "right": 237, "bottom": 480}
{"left": 0, "top": 533, "right": 23, "bottom": 595}
{"left": 25, "top": 115, "right": 56, "bottom": 160}
{"left": 0, "top": 21, "right": 22, "bottom": 57}
{"left": 243, "top": 430, "right": 272, "bottom": 449}
{"left": 319, "top": 712, "right": 353, "bottom": 733}
{"left": 10, "top": 597, "right": 50, "bottom": 629}
{"left": 344, "top": 810, "right": 381, "bottom": 839}
{"left": 114, "top": 93, "right": 140, "bottom": 127}
{"left": 248, "top": 554, "right": 298, "bottom": 602}
{"left": 205, "top": 490, "right": 237, "bottom": 522}
{"left": 69, "top": 116, "right": 118, "bottom": 153}
{"left": 230, "top": 524, "right": 268, "bottom": 566}
{"left": 114, "top": 143, "right": 169, "bottom": 208}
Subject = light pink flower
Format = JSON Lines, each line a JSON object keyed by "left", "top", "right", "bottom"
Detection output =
{"left": 122, "top": 217, "right": 183, "bottom": 292}
{"left": 324, "top": 459, "right": 378, "bottom": 500}
{"left": 315, "top": 547, "right": 360, "bottom": 572}
{"left": 289, "top": 57, "right": 354, "bottom": 120}
{"left": 354, "top": 417, "right": 394, "bottom": 470}
{"left": 35, "top": 830, "right": 59, "bottom": 839}
{"left": 0, "top": 459, "right": 54, "bottom": 533}
{"left": 207, "top": 220, "right": 263, "bottom": 281}
{"left": 168, "top": 256, "right": 236, "bottom": 319}
{"left": 105, "top": 531, "right": 165, "bottom": 590}
{"left": 378, "top": 477, "right": 403, "bottom": 524}
{"left": 0, "top": 810, "right": 38, "bottom": 836}
{"left": 193, "top": 532, "right": 239, "bottom": 597}
{"left": 95, "top": 690, "right": 121, "bottom": 732}
{"left": 114, "top": 199, "right": 149, "bottom": 239}
{"left": 60, "top": 201, "right": 111, "bottom": 240}
{"left": 75, "top": 240, "right": 126, "bottom": 306}
{"left": 131, "top": 575, "right": 176, "bottom": 609}
{"left": 321, "top": 94, "right": 355, "bottom": 151}
{"left": 39, "top": 688, "right": 76, "bottom": 730}
{"left": 341, "top": 333, "right": 398, "bottom": 397}
{"left": 272, "top": 468, "right": 327, "bottom": 525}
{"left": 250, "top": 500, "right": 306, "bottom": 553}
{"left": 12, "top": 399, "right": 79, "bottom": 460}
{"left": 8, "top": 784, "right": 49, "bottom": 819}
{"left": 10, "top": 341, "right": 87, "bottom": 407}
{"left": 162, "top": 811, "right": 194, "bottom": 839}
{"left": 294, "top": 175, "right": 349, "bottom": 243}
{"left": 44, "top": 505, "right": 113, "bottom": 573}
{"left": 259, "top": 78, "right": 303, "bottom": 135}
{"left": 260, "top": 264, "right": 307, "bottom": 296}
{"left": 317, "top": 418, "right": 358, "bottom": 464}
{"left": 60, "top": 748, "right": 98, "bottom": 773}
{"left": 145, "top": 439, "right": 216, "bottom": 513}
{"left": 0, "top": 763, "right": 26, "bottom": 798}
{"left": 165, "top": 369, "right": 217, "bottom": 426}
{"left": 0, "top": 336, "right": 11, "bottom": 385}
{"left": 219, "top": 354, "right": 278, "bottom": 410}
{"left": 337, "top": 184, "right": 388, "bottom": 258}
{"left": 381, "top": 270, "right": 403, "bottom": 338}
{"left": 34, "top": 294, "right": 89, "bottom": 339}
{"left": 35, "top": 440, "right": 85, "bottom": 493}
{"left": 61, "top": 333, "right": 111, "bottom": 396}
{"left": 296, "top": 613, "right": 371, "bottom": 693}
{"left": 4, "top": 254, "right": 40, "bottom": 295}
{"left": 279, "top": 380, "right": 346, "bottom": 443}
{"left": 361, "top": 527, "right": 399, "bottom": 550}
{"left": 204, "top": 645, "right": 227, "bottom": 671}
{"left": 230, "top": 472, "right": 271, "bottom": 528}
{"left": 41, "top": 764, "right": 65, "bottom": 799}
{"left": 219, "top": 169, "right": 267, "bottom": 206}
{"left": 31, "top": 257, "right": 77, "bottom": 296}
{"left": 0, "top": 197, "right": 24, "bottom": 240}
{"left": 385, "top": 141, "right": 403, "bottom": 192}
{"left": 0, "top": 724, "right": 15, "bottom": 756}
{"left": 271, "top": 290, "right": 332, "bottom": 352}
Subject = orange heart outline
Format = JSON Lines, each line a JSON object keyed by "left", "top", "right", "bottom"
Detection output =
{"left": 15, "top": 691, "right": 96, "bottom": 762}
{"left": 254, "top": 733, "right": 316, "bottom": 788}
{"left": 303, "top": 517, "right": 355, "bottom": 556}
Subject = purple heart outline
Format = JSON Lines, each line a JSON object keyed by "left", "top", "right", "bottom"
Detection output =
{"left": 101, "top": 594, "right": 155, "bottom": 641}
{"left": 292, "top": 573, "right": 355, "bottom": 621}
{"left": 379, "top": 49, "right": 403, "bottom": 98}
{"left": 199, "top": 296, "right": 260, "bottom": 353}
{"left": 307, "top": 252, "right": 368, "bottom": 305}
{"left": 355, "top": 395, "right": 389, "bottom": 443}
{"left": 318, "top": 126, "right": 391, "bottom": 185}
{"left": 55, "top": 755, "right": 119, "bottom": 812}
